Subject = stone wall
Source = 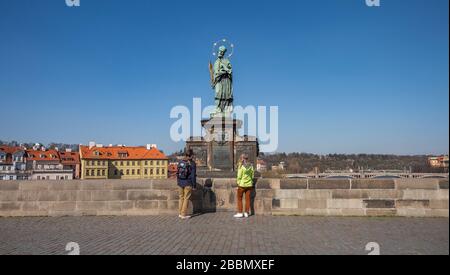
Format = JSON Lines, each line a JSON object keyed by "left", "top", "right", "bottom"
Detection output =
{"left": 272, "top": 178, "right": 449, "bottom": 217}
{"left": 0, "top": 178, "right": 448, "bottom": 217}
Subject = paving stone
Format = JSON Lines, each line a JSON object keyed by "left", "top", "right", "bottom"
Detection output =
{"left": 0, "top": 213, "right": 447, "bottom": 255}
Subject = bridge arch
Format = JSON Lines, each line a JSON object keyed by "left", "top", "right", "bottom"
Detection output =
{"left": 286, "top": 175, "right": 309, "bottom": 179}
{"left": 371, "top": 175, "right": 403, "bottom": 179}
{"left": 325, "top": 175, "right": 355, "bottom": 179}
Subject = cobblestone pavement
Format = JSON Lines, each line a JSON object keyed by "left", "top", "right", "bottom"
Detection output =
{"left": 0, "top": 213, "right": 448, "bottom": 255}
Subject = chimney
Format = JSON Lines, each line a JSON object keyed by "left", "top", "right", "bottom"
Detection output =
{"left": 89, "top": 141, "right": 96, "bottom": 149}
{"left": 147, "top": 144, "right": 157, "bottom": 150}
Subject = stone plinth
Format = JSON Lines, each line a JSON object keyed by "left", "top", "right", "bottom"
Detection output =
{"left": 186, "top": 117, "right": 258, "bottom": 173}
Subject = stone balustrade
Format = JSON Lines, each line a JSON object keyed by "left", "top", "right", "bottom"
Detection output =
{"left": 0, "top": 178, "right": 448, "bottom": 217}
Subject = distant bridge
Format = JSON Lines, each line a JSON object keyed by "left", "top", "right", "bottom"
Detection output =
{"left": 286, "top": 172, "right": 449, "bottom": 179}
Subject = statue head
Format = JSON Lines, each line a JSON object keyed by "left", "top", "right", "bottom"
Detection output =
{"left": 218, "top": 46, "right": 227, "bottom": 58}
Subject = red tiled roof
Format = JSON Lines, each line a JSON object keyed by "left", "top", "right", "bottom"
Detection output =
{"left": 0, "top": 146, "right": 24, "bottom": 155}
{"left": 79, "top": 146, "right": 168, "bottom": 160}
{"left": 26, "top": 149, "right": 60, "bottom": 161}
{"left": 0, "top": 146, "right": 25, "bottom": 165}
{"left": 168, "top": 163, "right": 178, "bottom": 172}
{"left": 59, "top": 151, "right": 80, "bottom": 165}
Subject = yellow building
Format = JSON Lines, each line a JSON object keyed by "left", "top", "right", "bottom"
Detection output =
{"left": 80, "top": 144, "right": 168, "bottom": 180}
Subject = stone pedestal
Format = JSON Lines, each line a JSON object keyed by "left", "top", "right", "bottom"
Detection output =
{"left": 186, "top": 117, "right": 258, "bottom": 173}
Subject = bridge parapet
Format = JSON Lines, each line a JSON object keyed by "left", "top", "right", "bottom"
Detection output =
{"left": 287, "top": 173, "right": 449, "bottom": 179}
{"left": 0, "top": 178, "right": 448, "bottom": 217}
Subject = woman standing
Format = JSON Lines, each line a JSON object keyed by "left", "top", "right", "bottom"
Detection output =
{"left": 234, "top": 154, "right": 254, "bottom": 218}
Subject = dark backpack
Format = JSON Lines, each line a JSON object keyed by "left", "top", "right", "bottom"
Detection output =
{"left": 177, "top": 160, "right": 191, "bottom": 180}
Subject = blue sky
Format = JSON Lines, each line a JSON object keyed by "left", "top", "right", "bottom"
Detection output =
{"left": 0, "top": 0, "right": 448, "bottom": 155}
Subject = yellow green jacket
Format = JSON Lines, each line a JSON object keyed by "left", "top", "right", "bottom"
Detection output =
{"left": 237, "top": 164, "right": 254, "bottom": 188}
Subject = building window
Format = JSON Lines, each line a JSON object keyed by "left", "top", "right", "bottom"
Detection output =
{"left": 162, "top": 168, "right": 165, "bottom": 175}
{"left": 144, "top": 169, "right": 148, "bottom": 175}
{"left": 102, "top": 170, "right": 106, "bottom": 176}
{"left": 137, "top": 169, "right": 140, "bottom": 175}
{"left": 157, "top": 161, "right": 160, "bottom": 166}
{"left": 120, "top": 169, "right": 124, "bottom": 175}
{"left": 126, "top": 169, "right": 130, "bottom": 175}
{"left": 120, "top": 161, "right": 124, "bottom": 166}
{"left": 145, "top": 161, "right": 148, "bottom": 166}
{"left": 86, "top": 170, "right": 90, "bottom": 176}
{"left": 156, "top": 168, "right": 160, "bottom": 175}
{"left": 114, "top": 169, "right": 118, "bottom": 176}
{"left": 150, "top": 161, "right": 153, "bottom": 166}
{"left": 97, "top": 170, "right": 100, "bottom": 176}
{"left": 37, "top": 176, "right": 41, "bottom": 180}
{"left": 65, "top": 175, "right": 68, "bottom": 180}
{"left": 132, "top": 169, "right": 135, "bottom": 175}
{"left": 150, "top": 168, "right": 154, "bottom": 175}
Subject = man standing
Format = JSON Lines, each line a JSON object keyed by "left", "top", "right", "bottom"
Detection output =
{"left": 177, "top": 151, "right": 197, "bottom": 219}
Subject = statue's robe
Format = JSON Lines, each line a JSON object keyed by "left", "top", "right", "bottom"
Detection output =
{"left": 213, "top": 58, "right": 233, "bottom": 112}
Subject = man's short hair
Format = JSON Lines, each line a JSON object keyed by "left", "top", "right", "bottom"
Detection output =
{"left": 185, "top": 149, "right": 194, "bottom": 158}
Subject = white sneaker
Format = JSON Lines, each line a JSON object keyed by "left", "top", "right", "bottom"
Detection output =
{"left": 234, "top": 213, "right": 244, "bottom": 218}
{"left": 181, "top": 215, "right": 191, "bottom": 220}
{"left": 244, "top": 212, "right": 249, "bottom": 218}
{"left": 178, "top": 215, "right": 183, "bottom": 218}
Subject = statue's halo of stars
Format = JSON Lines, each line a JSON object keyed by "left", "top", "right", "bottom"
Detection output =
{"left": 212, "top": 39, "right": 234, "bottom": 59}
